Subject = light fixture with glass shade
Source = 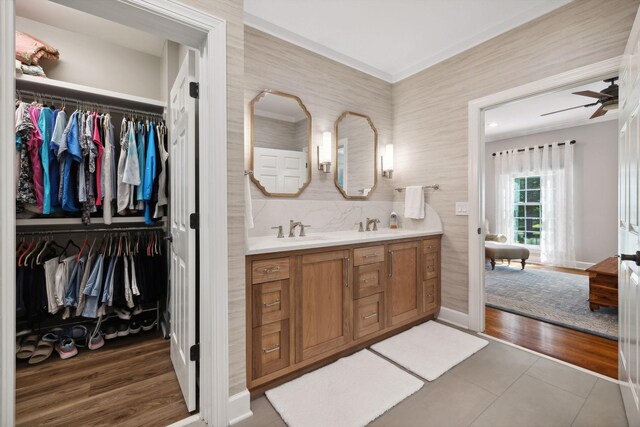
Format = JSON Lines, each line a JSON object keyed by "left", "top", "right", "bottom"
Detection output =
{"left": 382, "top": 143, "right": 394, "bottom": 178}
{"left": 318, "top": 131, "right": 332, "bottom": 173}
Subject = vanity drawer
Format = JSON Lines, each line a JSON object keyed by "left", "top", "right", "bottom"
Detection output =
{"left": 354, "top": 263, "right": 385, "bottom": 299}
{"left": 252, "top": 320, "right": 290, "bottom": 379}
{"left": 252, "top": 280, "right": 290, "bottom": 328}
{"left": 423, "top": 252, "right": 438, "bottom": 280}
{"left": 422, "top": 238, "right": 440, "bottom": 254}
{"left": 423, "top": 279, "right": 437, "bottom": 312}
{"left": 354, "top": 293, "right": 385, "bottom": 339}
{"left": 354, "top": 246, "right": 385, "bottom": 266}
{"left": 252, "top": 258, "right": 290, "bottom": 284}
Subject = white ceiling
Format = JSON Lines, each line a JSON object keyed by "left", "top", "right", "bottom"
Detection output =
{"left": 484, "top": 79, "right": 618, "bottom": 142}
{"left": 16, "top": 0, "right": 166, "bottom": 57}
{"left": 254, "top": 94, "right": 308, "bottom": 122}
{"left": 244, "top": 0, "right": 572, "bottom": 83}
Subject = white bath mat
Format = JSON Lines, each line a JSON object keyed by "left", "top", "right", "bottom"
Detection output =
{"left": 371, "top": 321, "right": 488, "bottom": 381}
{"left": 265, "top": 349, "right": 423, "bottom": 427}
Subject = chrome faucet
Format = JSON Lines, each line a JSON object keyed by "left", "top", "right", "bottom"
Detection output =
{"left": 355, "top": 221, "right": 364, "bottom": 232}
{"left": 366, "top": 218, "right": 380, "bottom": 231}
{"left": 289, "top": 220, "right": 302, "bottom": 237}
{"left": 271, "top": 225, "right": 284, "bottom": 238}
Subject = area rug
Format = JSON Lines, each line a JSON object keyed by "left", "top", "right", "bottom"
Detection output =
{"left": 265, "top": 349, "right": 423, "bottom": 427}
{"left": 485, "top": 263, "right": 618, "bottom": 339}
{"left": 370, "top": 321, "right": 488, "bottom": 381}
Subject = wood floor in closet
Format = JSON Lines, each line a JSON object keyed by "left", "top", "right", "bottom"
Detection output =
{"left": 16, "top": 332, "right": 190, "bottom": 426}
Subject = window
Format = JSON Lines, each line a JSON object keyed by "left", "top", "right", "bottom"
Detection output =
{"left": 514, "top": 176, "right": 541, "bottom": 245}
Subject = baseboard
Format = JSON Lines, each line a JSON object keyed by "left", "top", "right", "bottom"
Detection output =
{"left": 165, "top": 414, "right": 202, "bottom": 427}
{"left": 228, "top": 389, "right": 253, "bottom": 425}
{"left": 436, "top": 307, "right": 469, "bottom": 329}
{"left": 575, "top": 261, "right": 595, "bottom": 270}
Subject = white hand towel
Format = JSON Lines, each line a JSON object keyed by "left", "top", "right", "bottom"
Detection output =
{"left": 404, "top": 186, "right": 425, "bottom": 219}
{"left": 245, "top": 174, "right": 254, "bottom": 229}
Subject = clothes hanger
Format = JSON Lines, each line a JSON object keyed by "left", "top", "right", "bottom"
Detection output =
{"left": 18, "top": 237, "right": 36, "bottom": 267}
{"left": 24, "top": 237, "right": 43, "bottom": 267}
{"left": 58, "top": 239, "right": 80, "bottom": 263}
{"left": 36, "top": 236, "right": 52, "bottom": 265}
{"left": 77, "top": 233, "right": 89, "bottom": 261}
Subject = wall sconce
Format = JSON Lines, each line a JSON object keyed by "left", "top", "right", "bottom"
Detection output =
{"left": 382, "top": 143, "right": 394, "bottom": 178}
{"left": 318, "top": 131, "right": 332, "bottom": 173}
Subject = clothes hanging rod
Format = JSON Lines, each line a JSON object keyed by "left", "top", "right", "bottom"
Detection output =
{"left": 15, "top": 90, "right": 165, "bottom": 119}
{"left": 395, "top": 184, "right": 440, "bottom": 192}
{"left": 491, "top": 140, "right": 576, "bottom": 157}
{"left": 16, "top": 225, "right": 165, "bottom": 236}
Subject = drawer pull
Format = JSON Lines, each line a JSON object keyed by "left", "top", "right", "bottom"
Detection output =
{"left": 262, "top": 266, "right": 281, "bottom": 274}
{"left": 427, "top": 266, "right": 434, "bottom": 271}
{"left": 263, "top": 345, "right": 281, "bottom": 354}
{"left": 263, "top": 300, "right": 281, "bottom": 307}
{"left": 362, "top": 278, "right": 369, "bottom": 283}
{"left": 362, "top": 312, "right": 377, "bottom": 320}
{"left": 363, "top": 253, "right": 378, "bottom": 259}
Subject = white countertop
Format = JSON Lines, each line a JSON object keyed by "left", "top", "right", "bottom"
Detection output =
{"left": 246, "top": 228, "right": 443, "bottom": 255}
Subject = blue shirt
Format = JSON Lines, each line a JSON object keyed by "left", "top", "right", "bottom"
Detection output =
{"left": 38, "top": 108, "right": 53, "bottom": 214}
{"left": 49, "top": 109, "right": 60, "bottom": 209}
{"left": 61, "top": 112, "right": 82, "bottom": 212}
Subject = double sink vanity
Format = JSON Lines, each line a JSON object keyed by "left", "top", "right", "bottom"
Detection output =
{"left": 246, "top": 226, "right": 442, "bottom": 392}
{"left": 245, "top": 88, "right": 443, "bottom": 393}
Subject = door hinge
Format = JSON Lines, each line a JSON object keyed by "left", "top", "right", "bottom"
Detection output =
{"left": 189, "top": 82, "right": 199, "bottom": 99}
{"left": 190, "top": 213, "right": 199, "bottom": 230}
{"left": 477, "top": 227, "right": 481, "bottom": 235}
{"left": 190, "top": 343, "right": 200, "bottom": 362}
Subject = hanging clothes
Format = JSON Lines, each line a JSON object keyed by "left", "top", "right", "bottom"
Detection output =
{"left": 154, "top": 123, "right": 169, "bottom": 219}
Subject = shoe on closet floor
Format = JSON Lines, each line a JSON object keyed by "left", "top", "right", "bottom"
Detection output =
{"left": 132, "top": 305, "right": 143, "bottom": 316}
{"left": 114, "top": 308, "right": 131, "bottom": 320}
{"left": 55, "top": 338, "right": 78, "bottom": 360}
{"left": 117, "top": 321, "right": 130, "bottom": 337}
{"left": 129, "top": 318, "right": 142, "bottom": 335}
{"left": 16, "top": 334, "right": 39, "bottom": 360}
{"left": 63, "top": 325, "right": 88, "bottom": 348}
{"left": 103, "top": 322, "right": 118, "bottom": 340}
{"left": 141, "top": 317, "right": 157, "bottom": 332}
{"left": 28, "top": 339, "right": 54, "bottom": 364}
{"left": 87, "top": 326, "right": 105, "bottom": 351}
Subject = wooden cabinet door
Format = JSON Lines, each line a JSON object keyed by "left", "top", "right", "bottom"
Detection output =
{"left": 387, "top": 241, "right": 421, "bottom": 326}
{"left": 296, "top": 250, "right": 352, "bottom": 362}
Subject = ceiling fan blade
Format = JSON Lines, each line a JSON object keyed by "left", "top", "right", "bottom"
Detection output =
{"left": 573, "top": 90, "right": 614, "bottom": 99}
{"left": 540, "top": 102, "right": 599, "bottom": 117}
{"left": 590, "top": 105, "right": 607, "bottom": 119}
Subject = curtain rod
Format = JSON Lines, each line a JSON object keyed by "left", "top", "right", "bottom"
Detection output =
{"left": 16, "top": 226, "right": 165, "bottom": 236}
{"left": 492, "top": 140, "right": 576, "bottom": 157}
{"left": 16, "top": 90, "right": 165, "bottom": 119}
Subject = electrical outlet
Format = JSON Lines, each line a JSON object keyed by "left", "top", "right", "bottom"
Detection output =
{"left": 455, "top": 202, "right": 468, "bottom": 216}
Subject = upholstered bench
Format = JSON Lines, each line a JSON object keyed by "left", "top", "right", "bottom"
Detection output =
{"left": 485, "top": 241, "right": 530, "bottom": 270}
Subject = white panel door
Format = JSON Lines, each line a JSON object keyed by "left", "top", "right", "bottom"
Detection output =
{"left": 254, "top": 147, "right": 307, "bottom": 193}
{"left": 619, "top": 7, "right": 640, "bottom": 426}
{"left": 169, "top": 50, "right": 197, "bottom": 412}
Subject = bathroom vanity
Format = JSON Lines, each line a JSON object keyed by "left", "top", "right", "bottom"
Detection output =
{"left": 245, "top": 229, "right": 442, "bottom": 392}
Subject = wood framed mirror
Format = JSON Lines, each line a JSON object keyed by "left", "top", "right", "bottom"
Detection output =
{"left": 249, "top": 90, "right": 312, "bottom": 197}
{"left": 334, "top": 111, "right": 378, "bottom": 200}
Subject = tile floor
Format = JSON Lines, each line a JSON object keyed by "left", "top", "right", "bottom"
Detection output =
{"left": 235, "top": 330, "right": 628, "bottom": 427}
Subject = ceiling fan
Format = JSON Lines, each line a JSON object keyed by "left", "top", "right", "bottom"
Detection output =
{"left": 541, "top": 77, "right": 619, "bottom": 119}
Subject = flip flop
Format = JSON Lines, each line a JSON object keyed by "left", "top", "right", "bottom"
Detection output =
{"left": 28, "top": 340, "right": 54, "bottom": 364}
{"left": 16, "top": 334, "right": 38, "bottom": 359}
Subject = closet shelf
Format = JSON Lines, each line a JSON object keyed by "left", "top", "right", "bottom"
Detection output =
{"left": 16, "top": 216, "right": 166, "bottom": 228}
{"left": 15, "top": 74, "right": 166, "bottom": 111}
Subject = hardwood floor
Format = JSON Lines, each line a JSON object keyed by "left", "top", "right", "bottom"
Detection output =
{"left": 485, "top": 307, "right": 618, "bottom": 379}
{"left": 16, "top": 332, "right": 190, "bottom": 427}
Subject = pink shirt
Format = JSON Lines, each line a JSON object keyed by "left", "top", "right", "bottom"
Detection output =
{"left": 93, "top": 114, "right": 104, "bottom": 205}
{"left": 27, "top": 106, "right": 44, "bottom": 212}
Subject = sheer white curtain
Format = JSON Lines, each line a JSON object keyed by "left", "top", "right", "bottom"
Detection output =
{"left": 493, "top": 142, "right": 575, "bottom": 268}
{"left": 540, "top": 142, "right": 575, "bottom": 267}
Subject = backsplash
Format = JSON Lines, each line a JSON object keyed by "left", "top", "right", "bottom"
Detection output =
{"left": 247, "top": 199, "right": 442, "bottom": 238}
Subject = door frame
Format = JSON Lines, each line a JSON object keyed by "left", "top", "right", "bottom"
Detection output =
{"left": 467, "top": 56, "right": 621, "bottom": 332}
{"left": 0, "top": 1, "right": 230, "bottom": 426}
